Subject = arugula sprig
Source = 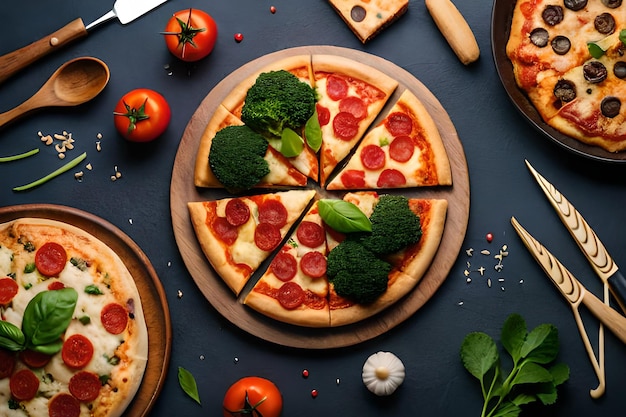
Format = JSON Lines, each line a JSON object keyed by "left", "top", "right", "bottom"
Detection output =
{"left": 460, "top": 313, "right": 569, "bottom": 417}
{"left": 0, "top": 288, "right": 78, "bottom": 354}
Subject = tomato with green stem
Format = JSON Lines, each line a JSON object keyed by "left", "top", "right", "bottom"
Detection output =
{"left": 162, "top": 8, "right": 218, "bottom": 62}
{"left": 113, "top": 89, "right": 171, "bottom": 142}
{"left": 223, "top": 376, "right": 283, "bottom": 417}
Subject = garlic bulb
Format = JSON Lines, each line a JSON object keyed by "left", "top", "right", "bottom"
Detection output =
{"left": 362, "top": 351, "right": 405, "bottom": 396}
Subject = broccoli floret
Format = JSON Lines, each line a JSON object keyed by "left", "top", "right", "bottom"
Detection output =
{"left": 208, "top": 125, "right": 270, "bottom": 191}
{"left": 327, "top": 239, "right": 391, "bottom": 304}
{"left": 241, "top": 70, "right": 316, "bottom": 138}
{"left": 360, "top": 195, "right": 422, "bottom": 256}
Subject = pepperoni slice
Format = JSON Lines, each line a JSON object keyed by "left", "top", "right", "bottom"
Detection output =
{"left": 297, "top": 221, "right": 325, "bottom": 248}
{"left": 360, "top": 144, "right": 386, "bottom": 170}
{"left": 254, "top": 223, "right": 282, "bottom": 251}
{"left": 212, "top": 217, "right": 238, "bottom": 245}
{"left": 35, "top": 242, "right": 67, "bottom": 277}
{"left": 49, "top": 393, "right": 81, "bottom": 417}
{"left": 277, "top": 281, "right": 305, "bottom": 309}
{"left": 389, "top": 136, "right": 415, "bottom": 162}
{"left": 0, "top": 277, "right": 18, "bottom": 304}
{"left": 20, "top": 349, "right": 52, "bottom": 368}
{"left": 69, "top": 371, "right": 102, "bottom": 402}
{"left": 385, "top": 112, "right": 413, "bottom": 137}
{"left": 316, "top": 104, "right": 330, "bottom": 126}
{"left": 326, "top": 74, "right": 349, "bottom": 101}
{"left": 10, "top": 369, "right": 39, "bottom": 401}
{"left": 270, "top": 250, "right": 297, "bottom": 281}
{"left": 62, "top": 334, "right": 94, "bottom": 369}
{"left": 0, "top": 349, "right": 15, "bottom": 379}
{"left": 101, "top": 303, "right": 129, "bottom": 335}
{"left": 300, "top": 251, "right": 327, "bottom": 278}
{"left": 225, "top": 198, "right": 250, "bottom": 227}
{"left": 377, "top": 169, "right": 407, "bottom": 188}
{"left": 340, "top": 170, "right": 366, "bottom": 189}
{"left": 257, "top": 199, "right": 288, "bottom": 228}
{"left": 339, "top": 96, "right": 367, "bottom": 120}
{"left": 333, "top": 112, "right": 360, "bottom": 141}
{"left": 47, "top": 281, "right": 66, "bottom": 290}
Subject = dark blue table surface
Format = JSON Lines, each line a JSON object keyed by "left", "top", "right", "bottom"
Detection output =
{"left": 2, "top": 1, "right": 626, "bottom": 416}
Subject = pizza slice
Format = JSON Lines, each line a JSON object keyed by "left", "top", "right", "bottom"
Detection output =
{"left": 244, "top": 201, "right": 332, "bottom": 327}
{"left": 188, "top": 189, "right": 316, "bottom": 295}
{"left": 327, "top": 0, "right": 409, "bottom": 43}
{"left": 311, "top": 54, "right": 399, "bottom": 185}
{"left": 221, "top": 55, "right": 320, "bottom": 181}
{"left": 327, "top": 192, "right": 448, "bottom": 327}
{"left": 193, "top": 104, "right": 308, "bottom": 189}
{"left": 327, "top": 89, "right": 452, "bottom": 190}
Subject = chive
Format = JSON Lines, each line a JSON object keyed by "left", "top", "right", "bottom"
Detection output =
{"left": 13, "top": 152, "right": 86, "bottom": 191}
{"left": 0, "top": 148, "right": 39, "bottom": 162}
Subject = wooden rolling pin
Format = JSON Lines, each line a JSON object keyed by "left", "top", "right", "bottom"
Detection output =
{"left": 425, "top": 0, "right": 480, "bottom": 65}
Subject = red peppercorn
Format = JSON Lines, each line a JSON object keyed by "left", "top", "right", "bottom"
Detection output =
{"left": 486, "top": 233, "right": 493, "bottom": 243}
{"left": 302, "top": 369, "right": 309, "bottom": 378}
{"left": 234, "top": 33, "right": 244, "bottom": 43}
{"left": 270, "top": 6, "right": 277, "bottom": 13}
{"left": 311, "top": 389, "right": 318, "bottom": 398}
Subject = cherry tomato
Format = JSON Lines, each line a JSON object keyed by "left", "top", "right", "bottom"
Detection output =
{"left": 223, "top": 376, "right": 283, "bottom": 417}
{"left": 113, "top": 89, "right": 171, "bottom": 142}
{"left": 163, "top": 8, "right": 218, "bottom": 62}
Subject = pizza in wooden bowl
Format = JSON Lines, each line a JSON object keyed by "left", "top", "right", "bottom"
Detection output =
{"left": 506, "top": 0, "right": 626, "bottom": 153}
{"left": 0, "top": 218, "right": 148, "bottom": 417}
{"left": 187, "top": 53, "right": 454, "bottom": 328}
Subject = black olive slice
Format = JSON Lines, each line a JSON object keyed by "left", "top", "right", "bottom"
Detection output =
{"left": 594, "top": 13, "right": 615, "bottom": 34}
{"left": 542, "top": 5, "right": 564, "bottom": 25}
{"left": 601, "top": 0, "right": 622, "bottom": 8}
{"left": 601, "top": 96, "right": 621, "bottom": 118}
{"left": 564, "top": 0, "right": 588, "bottom": 10}
{"left": 554, "top": 79, "right": 577, "bottom": 102}
{"left": 551, "top": 36, "right": 571, "bottom": 55}
{"left": 614, "top": 61, "right": 626, "bottom": 79}
{"left": 583, "top": 61, "right": 608, "bottom": 83}
{"left": 350, "top": 5, "right": 366, "bottom": 22}
{"left": 530, "top": 28, "right": 550, "bottom": 47}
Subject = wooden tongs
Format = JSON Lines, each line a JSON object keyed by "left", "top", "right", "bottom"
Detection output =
{"left": 511, "top": 160, "right": 626, "bottom": 398}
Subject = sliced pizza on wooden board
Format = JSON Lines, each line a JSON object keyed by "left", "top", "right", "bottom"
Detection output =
{"left": 188, "top": 190, "right": 316, "bottom": 295}
{"left": 327, "top": 89, "right": 452, "bottom": 189}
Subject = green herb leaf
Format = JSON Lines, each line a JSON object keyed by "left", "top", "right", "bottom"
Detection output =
{"left": 620, "top": 29, "right": 626, "bottom": 46}
{"left": 501, "top": 313, "right": 527, "bottom": 363}
{"left": 0, "top": 321, "right": 25, "bottom": 351}
{"left": 22, "top": 288, "right": 78, "bottom": 349}
{"left": 13, "top": 152, "right": 87, "bottom": 191}
{"left": 460, "top": 332, "right": 498, "bottom": 379}
{"left": 280, "top": 127, "right": 304, "bottom": 157}
{"left": 520, "top": 323, "right": 558, "bottom": 364}
{"left": 512, "top": 362, "right": 554, "bottom": 385}
{"left": 84, "top": 284, "right": 104, "bottom": 295}
{"left": 304, "top": 110, "right": 322, "bottom": 152}
{"left": 178, "top": 366, "right": 201, "bottom": 404}
{"left": 31, "top": 339, "right": 64, "bottom": 355}
{"left": 318, "top": 199, "right": 372, "bottom": 233}
{"left": 0, "top": 148, "right": 39, "bottom": 163}
{"left": 587, "top": 42, "right": 605, "bottom": 59}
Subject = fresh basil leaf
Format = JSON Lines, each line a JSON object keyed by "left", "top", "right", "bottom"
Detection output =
{"left": 178, "top": 366, "right": 201, "bottom": 404}
{"left": 84, "top": 284, "right": 103, "bottom": 295}
{"left": 280, "top": 127, "right": 304, "bottom": 157}
{"left": 304, "top": 110, "right": 322, "bottom": 152}
{"left": 460, "top": 332, "right": 499, "bottom": 380}
{"left": 511, "top": 362, "right": 553, "bottom": 385}
{"left": 501, "top": 313, "right": 527, "bottom": 364}
{"left": 22, "top": 288, "right": 78, "bottom": 347}
{"left": 318, "top": 199, "right": 372, "bottom": 233}
{"left": 587, "top": 42, "right": 605, "bottom": 59}
{"left": 520, "top": 323, "right": 559, "bottom": 364}
{"left": 0, "top": 321, "right": 25, "bottom": 351}
{"left": 620, "top": 29, "right": 626, "bottom": 46}
{"left": 28, "top": 339, "right": 64, "bottom": 355}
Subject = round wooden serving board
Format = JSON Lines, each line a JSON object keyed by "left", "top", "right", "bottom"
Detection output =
{"left": 0, "top": 204, "right": 172, "bottom": 417}
{"left": 171, "top": 46, "right": 470, "bottom": 349}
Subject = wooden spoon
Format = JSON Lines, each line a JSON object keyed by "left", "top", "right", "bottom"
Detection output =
{"left": 0, "top": 57, "right": 110, "bottom": 129}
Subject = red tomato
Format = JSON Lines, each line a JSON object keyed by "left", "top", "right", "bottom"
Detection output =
{"left": 163, "top": 8, "right": 218, "bottom": 62}
{"left": 113, "top": 89, "right": 171, "bottom": 142}
{"left": 223, "top": 377, "right": 283, "bottom": 417}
